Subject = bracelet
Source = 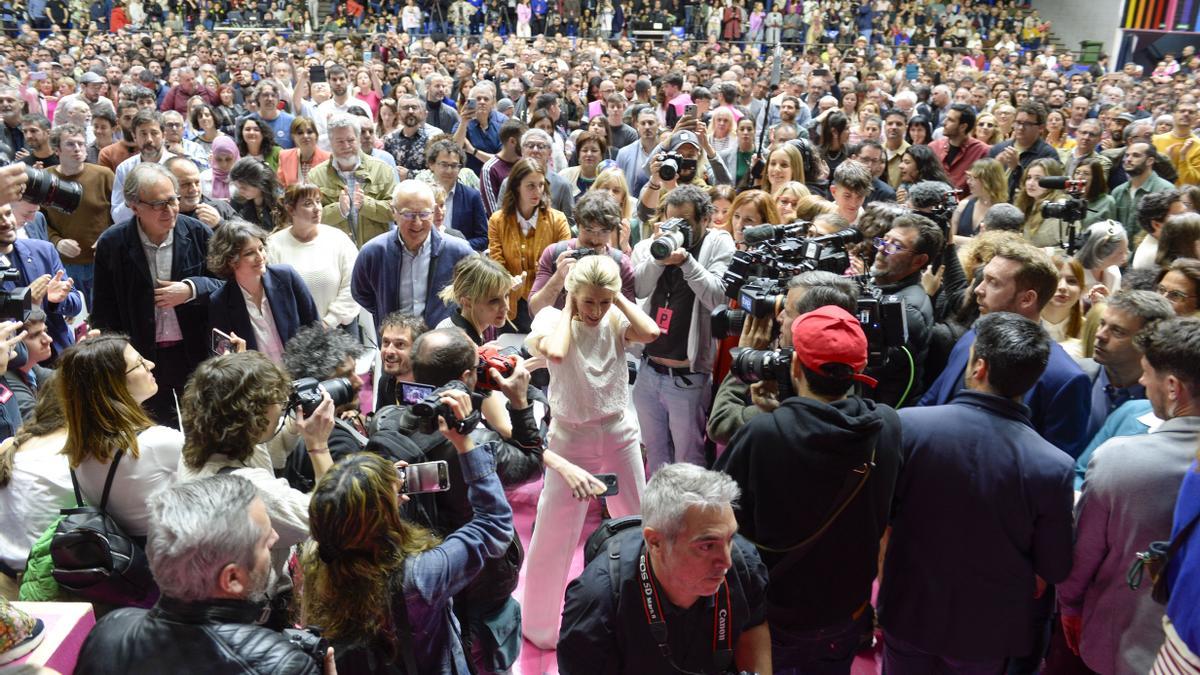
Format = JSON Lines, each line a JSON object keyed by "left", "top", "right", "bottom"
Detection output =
{"left": 307, "top": 446, "right": 330, "bottom": 454}
{"left": 647, "top": 183, "right": 662, "bottom": 190}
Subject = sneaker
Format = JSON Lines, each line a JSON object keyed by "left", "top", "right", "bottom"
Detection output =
{"left": 0, "top": 599, "right": 46, "bottom": 666}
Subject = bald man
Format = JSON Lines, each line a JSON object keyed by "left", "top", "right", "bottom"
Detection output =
{"left": 350, "top": 180, "right": 475, "bottom": 330}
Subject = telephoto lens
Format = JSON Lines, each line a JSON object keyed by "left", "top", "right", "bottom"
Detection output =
{"left": 24, "top": 165, "right": 82, "bottom": 213}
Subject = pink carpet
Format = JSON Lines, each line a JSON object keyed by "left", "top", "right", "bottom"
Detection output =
{"left": 505, "top": 477, "right": 883, "bottom": 675}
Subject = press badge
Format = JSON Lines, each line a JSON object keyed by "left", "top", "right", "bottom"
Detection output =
{"left": 655, "top": 307, "right": 673, "bottom": 332}
{"left": 0, "top": 384, "right": 12, "bottom": 404}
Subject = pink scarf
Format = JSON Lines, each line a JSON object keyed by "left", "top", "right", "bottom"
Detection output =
{"left": 209, "top": 136, "right": 239, "bottom": 199}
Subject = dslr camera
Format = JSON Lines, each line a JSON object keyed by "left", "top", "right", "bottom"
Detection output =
{"left": 475, "top": 345, "right": 519, "bottom": 392}
{"left": 0, "top": 262, "right": 31, "bottom": 322}
{"left": 650, "top": 217, "right": 693, "bottom": 261}
{"left": 411, "top": 379, "right": 483, "bottom": 435}
{"left": 282, "top": 627, "right": 329, "bottom": 670}
{"left": 0, "top": 140, "right": 82, "bottom": 213}
{"left": 288, "top": 377, "right": 354, "bottom": 416}
{"left": 656, "top": 151, "right": 686, "bottom": 181}
{"left": 565, "top": 247, "right": 599, "bottom": 261}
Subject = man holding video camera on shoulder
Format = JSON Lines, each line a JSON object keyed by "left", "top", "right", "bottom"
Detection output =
{"left": 708, "top": 271, "right": 858, "bottom": 445}
{"left": 631, "top": 183, "right": 735, "bottom": 472}
{"left": 714, "top": 303, "right": 902, "bottom": 675}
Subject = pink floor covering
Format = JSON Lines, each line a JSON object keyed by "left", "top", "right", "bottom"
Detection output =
{"left": 505, "top": 477, "right": 883, "bottom": 675}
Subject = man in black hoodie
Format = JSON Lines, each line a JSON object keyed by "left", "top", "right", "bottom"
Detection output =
{"left": 716, "top": 304, "right": 902, "bottom": 675}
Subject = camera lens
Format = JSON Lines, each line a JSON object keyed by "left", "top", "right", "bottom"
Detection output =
{"left": 22, "top": 165, "right": 82, "bottom": 213}
{"left": 710, "top": 307, "right": 747, "bottom": 339}
{"left": 650, "top": 231, "right": 683, "bottom": 260}
{"left": 659, "top": 158, "right": 678, "bottom": 182}
{"left": 318, "top": 377, "right": 354, "bottom": 409}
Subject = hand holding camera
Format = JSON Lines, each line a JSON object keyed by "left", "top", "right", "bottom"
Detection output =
{"left": 296, "top": 390, "right": 335, "bottom": 453}
{"left": 489, "top": 353, "right": 531, "bottom": 409}
{"left": 435, "top": 386, "right": 477, "bottom": 454}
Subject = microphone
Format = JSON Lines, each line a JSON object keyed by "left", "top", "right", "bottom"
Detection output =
{"left": 1037, "top": 176, "right": 1071, "bottom": 190}
{"left": 742, "top": 223, "right": 806, "bottom": 244}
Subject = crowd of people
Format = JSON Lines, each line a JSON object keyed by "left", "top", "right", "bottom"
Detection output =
{"left": 0, "top": 4, "right": 1199, "bottom": 675}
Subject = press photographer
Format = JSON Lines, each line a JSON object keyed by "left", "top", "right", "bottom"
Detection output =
{"left": 557, "top": 463, "right": 771, "bottom": 675}
{"left": 715, "top": 306, "right": 902, "bottom": 674}
{"left": 637, "top": 116, "right": 734, "bottom": 221}
{"left": 865, "top": 212, "right": 943, "bottom": 406}
{"left": 77, "top": 474, "right": 336, "bottom": 675}
{"left": 708, "top": 271, "right": 858, "bottom": 445}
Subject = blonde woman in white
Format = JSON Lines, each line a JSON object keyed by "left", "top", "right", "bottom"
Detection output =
{"left": 520, "top": 253, "right": 661, "bottom": 649}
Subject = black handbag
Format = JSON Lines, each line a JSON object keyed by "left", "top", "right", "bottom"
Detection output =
{"left": 1128, "top": 511, "right": 1200, "bottom": 604}
{"left": 50, "top": 450, "right": 156, "bottom": 607}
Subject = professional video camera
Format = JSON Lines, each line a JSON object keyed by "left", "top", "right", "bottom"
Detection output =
{"left": 0, "top": 262, "right": 31, "bottom": 322}
{"left": 1038, "top": 176, "right": 1089, "bottom": 253}
{"left": 0, "top": 140, "right": 82, "bottom": 213}
{"left": 288, "top": 377, "right": 355, "bottom": 416}
{"left": 711, "top": 226, "right": 863, "bottom": 338}
{"left": 650, "top": 217, "right": 693, "bottom": 261}
{"left": 855, "top": 283, "right": 908, "bottom": 370}
{"left": 411, "top": 379, "right": 484, "bottom": 435}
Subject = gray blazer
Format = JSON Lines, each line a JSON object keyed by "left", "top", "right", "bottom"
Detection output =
{"left": 1058, "top": 415, "right": 1200, "bottom": 674}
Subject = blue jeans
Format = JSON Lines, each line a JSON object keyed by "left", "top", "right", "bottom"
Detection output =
{"left": 772, "top": 610, "right": 872, "bottom": 675}
{"left": 631, "top": 361, "right": 711, "bottom": 475}
{"left": 63, "top": 262, "right": 94, "bottom": 310}
{"left": 883, "top": 631, "right": 1006, "bottom": 675}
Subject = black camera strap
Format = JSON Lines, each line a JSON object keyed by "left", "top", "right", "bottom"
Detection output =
{"left": 637, "top": 549, "right": 734, "bottom": 675}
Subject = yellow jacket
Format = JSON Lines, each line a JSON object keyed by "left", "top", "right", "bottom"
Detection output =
{"left": 488, "top": 207, "right": 571, "bottom": 319}
{"left": 1152, "top": 132, "right": 1200, "bottom": 187}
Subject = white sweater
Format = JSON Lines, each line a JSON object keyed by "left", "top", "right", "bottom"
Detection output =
{"left": 267, "top": 225, "right": 362, "bottom": 328}
{"left": 74, "top": 426, "right": 183, "bottom": 537}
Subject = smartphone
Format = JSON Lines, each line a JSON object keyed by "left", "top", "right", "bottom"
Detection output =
{"left": 399, "top": 460, "right": 451, "bottom": 495}
{"left": 594, "top": 473, "right": 619, "bottom": 497}
{"left": 211, "top": 328, "right": 233, "bottom": 356}
{"left": 684, "top": 103, "right": 697, "bottom": 119}
{"left": 309, "top": 65, "right": 326, "bottom": 83}
{"left": 362, "top": 50, "right": 373, "bottom": 62}
{"left": 399, "top": 381, "right": 435, "bottom": 405}
{"left": 466, "top": 98, "right": 478, "bottom": 113}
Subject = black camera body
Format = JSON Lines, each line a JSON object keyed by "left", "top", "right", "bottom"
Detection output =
{"left": 566, "top": 247, "right": 599, "bottom": 261}
{"left": 411, "top": 379, "right": 484, "bottom": 435}
{"left": 650, "top": 217, "right": 693, "bottom": 261}
{"left": 729, "top": 346, "right": 795, "bottom": 400}
{"left": 0, "top": 264, "right": 31, "bottom": 323}
{"left": 656, "top": 151, "right": 685, "bottom": 181}
{"left": 739, "top": 278, "right": 787, "bottom": 318}
{"left": 856, "top": 284, "right": 909, "bottom": 369}
{"left": 288, "top": 377, "right": 354, "bottom": 417}
{"left": 0, "top": 140, "right": 82, "bottom": 213}
{"left": 282, "top": 627, "right": 329, "bottom": 670}
{"left": 1041, "top": 198, "right": 1089, "bottom": 223}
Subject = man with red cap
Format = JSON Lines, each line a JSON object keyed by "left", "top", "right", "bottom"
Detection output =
{"left": 716, "top": 302, "right": 902, "bottom": 674}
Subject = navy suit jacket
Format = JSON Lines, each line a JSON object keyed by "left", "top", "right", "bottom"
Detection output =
{"left": 209, "top": 265, "right": 320, "bottom": 353}
{"left": 3, "top": 238, "right": 85, "bottom": 355}
{"left": 91, "top": 215, "right": 222, "bottom": 370}
{"left": 449, "top": 182, "right": 489, "bottom": 252}
{"left": 880, "top": 391, "right": 1075, "bottom": 659}
{"left": 919, "top": 327, "right": 1091, "bottom": 459}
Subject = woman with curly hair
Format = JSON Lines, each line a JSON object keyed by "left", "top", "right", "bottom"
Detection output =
{"left": 235, "top": 116, "right": 280, "bottom": 171}
{"left": 207, "top": 220, "right": 320, "bottom": 364}
{"left": 179, "top": 351, "right": 335, "bottom": 557}
{"left": 300, "top": 398, "right": 513, "bottom": 674}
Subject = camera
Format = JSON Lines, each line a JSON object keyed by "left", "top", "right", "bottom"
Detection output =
{"left": 0, "top": 140, "right": 82, "bottom": 214}
{"left": 856, "top": 284, "right": 908, "bottom": 369}
{"left": 282, "top": 627, "right": 329, "bottom": 669}
{"left": 710, "top": 305, "right": 748, "bottom": 340}
{"left": 287, "top": 377, "right": 354, "bottom": 417}
{"left": 739, "top": 278, "right": 787, "bottom": 318}
{"left": 656, "top": 151, "right": 685, "bottom": 181}
{"left": 565, "top": 247, "right": 599, "bottom": 260}
{"left": 729, "top": 346, "right": 792, "bottom": 384}
{"left": 1041, "top": 199, "right": 1089, "bottom": 222}
{"left": 411, "top": 379, "right": 483, "bottom": 435}
{"left": 475, "top": 345, "right": 519, "bottom": 392}
{"left": 1037, "top": 176, "right": 1090, "bottom": 246}
{"left": 650, "top": 217, "right": 693, "bottom": 261}
{"left": 0, "top": 263, "right": 31, "bottom": 322}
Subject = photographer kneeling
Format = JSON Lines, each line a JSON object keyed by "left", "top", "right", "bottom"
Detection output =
{"left": 708, "top": 271, "right": 859, "bottom": 445}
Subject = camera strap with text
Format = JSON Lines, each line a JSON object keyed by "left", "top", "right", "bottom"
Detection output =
{"left": 637, "top": 548, "right": 734, "bottom": 675}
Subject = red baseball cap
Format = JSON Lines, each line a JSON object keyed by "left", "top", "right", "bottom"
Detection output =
{"left": 791, "top": 306, "right": 878, "bottom": 387}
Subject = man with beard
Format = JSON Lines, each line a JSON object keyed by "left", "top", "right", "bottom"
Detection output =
{"left": 76, "top": 475, "right": 334, "bottom": 675}
{"left": 98, "top": 100, "right": 139, "bottom": 171}
{"left": 308, "top": 113, "right": 396, "bottom": 248}
{"left": 110, "top": 109, "right": 178, "bottom": 223}
{"left": 55, "top": 71, "right": 115, "bottom": 125}
{"left": 1111, "top": 142, "right": 1176, "bottom": 238}
{"left": 313, "top": 65, "right": 372, "bottom": 152}
{"left": 17, "top": 114, "right": 58, "bottom": 169}
{"left": 423, "top": 73, "right": 459, "bottom": 135}
{"left": 375, "top": 311, "right": 427, "bottom": 408}
{"left": 383, "top": 93, "right": 433, "bottom": 179}
{"left": 165, "top": 156, "right": 236, "bottom": 230}
{"left": 0, "top": 85, "right": 25, "bottom": 153}
{"left": 615, "top": 105, "right": 660, "bottom": 197}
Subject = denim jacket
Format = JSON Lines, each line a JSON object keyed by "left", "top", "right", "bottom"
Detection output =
{"left": 401, "top": 443, "right": 514, "bottom": 674}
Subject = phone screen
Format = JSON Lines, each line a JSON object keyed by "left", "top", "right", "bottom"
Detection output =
{"left": 399, "top": 381, "right": 435, "bottom": 406}
{"left": 400, "top": 461, "right": 451, "bottom": 494}
{"left": 211, "top": 329, "right": 233, "bottom": 356}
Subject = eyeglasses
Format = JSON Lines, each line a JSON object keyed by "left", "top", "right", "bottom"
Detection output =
{"left": 125, "top": 356, "right": 149, "bottom": 374}
{"left": 1157, "top": 286, "right": 1197, "bottom": 303}
{"left": 139, "top": 195, "right": 180, "bottom": 211}
{"left": 522, "top": 142, "right": 549, "bottom": 151}
{"left": 435, "top": 161, "right": 461, "bottom": 171}
{"left": 395, "top": 209, "right": 435, "bottom": 223}
{"left": 399, "top": 104, "right": 421, "bottom": 111}
{"left": 873, "top": 237, "right": 908, "bottom": 255}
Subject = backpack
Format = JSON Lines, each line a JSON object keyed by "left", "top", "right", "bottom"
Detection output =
{"left": 49, "top": 451, "right": 156, "bottom": 607}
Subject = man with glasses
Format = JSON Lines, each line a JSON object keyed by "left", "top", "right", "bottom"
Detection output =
{"left": 43, "top": 124, "right": 113, "bottom": 307}
{"left": 252, "top": 81, "right": 295, "bottom": 150}
{"left": 1060, "top": 119, "right": 1111, "bottom": 177}
{"left": 110, "top": 109, "right": 178, "bottom": 224}
{"left": 987, "top": 102, "right": 1061, "bottom": 199}
{"left": 848, "top": 140, "right": 897, "bottom": 204}
{"left": 425, "top": 138, "right": 487, "bottom": 251}
{"left": 160, "top": 111, "right": 207, "bottom": 169}
{"left": 92, "top": 162, "right": 221, "bottom": 424}
{"left": 383, "top": 93, "right": 434, "bottom": 180}
{"left": 351, "top": 179, "right": 473, "bottom": 331}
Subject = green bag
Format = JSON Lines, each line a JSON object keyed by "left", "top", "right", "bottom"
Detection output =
{"left": 18, "top": 516, "right": 64, "bottom": 602}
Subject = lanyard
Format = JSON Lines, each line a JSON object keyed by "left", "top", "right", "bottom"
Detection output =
{"left": 638, "top": 550, "right": 734, "bottom": 675}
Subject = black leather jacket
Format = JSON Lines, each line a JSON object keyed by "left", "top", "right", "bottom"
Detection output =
{"left": 76, "top": 596, "right": 320, "bottom": 675}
